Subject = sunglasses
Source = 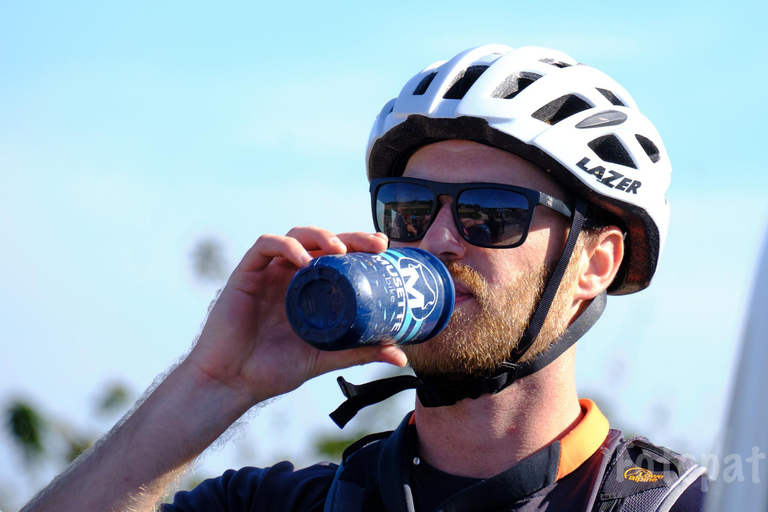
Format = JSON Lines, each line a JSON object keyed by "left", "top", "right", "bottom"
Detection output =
{"left": 369, "top": 177, "right": 574, "bottom": 248}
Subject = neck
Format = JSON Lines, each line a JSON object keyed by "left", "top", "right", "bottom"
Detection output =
{"left": 411, "top": 345, "right": 582, "bottom": 478}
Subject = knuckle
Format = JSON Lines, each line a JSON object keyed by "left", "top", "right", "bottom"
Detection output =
{"left": 285, "top": 237, "right": 304, "bottom": 251}
{"left": 255, "top": 233, "right": 279, "bottom": 246}
{"left": 285, "top": 226, "right": 305, "bottom": 236}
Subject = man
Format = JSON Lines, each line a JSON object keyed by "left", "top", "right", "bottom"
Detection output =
{"left": 22, "top": 44, "right": 706, "bottom": 511}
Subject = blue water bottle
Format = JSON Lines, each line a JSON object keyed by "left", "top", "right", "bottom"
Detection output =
{"left": 285, "top": 248, "right": 455, "bottom": 351}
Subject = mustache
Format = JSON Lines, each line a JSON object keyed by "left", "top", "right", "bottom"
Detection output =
{"left": 444, "top": 261, "right": 489, "bottom": 298}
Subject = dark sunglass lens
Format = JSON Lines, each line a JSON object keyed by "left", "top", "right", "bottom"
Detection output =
{"left": 457, "top": 189, "right": 531, "bottom": 246}
{"left": 375, "top": 182, "right": 434, "bottom": 240}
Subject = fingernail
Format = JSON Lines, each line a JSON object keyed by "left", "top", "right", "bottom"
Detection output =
{"left": 301, "top": 251, "right": 313, "bottom": 263}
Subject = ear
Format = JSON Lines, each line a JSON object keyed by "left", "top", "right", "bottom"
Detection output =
{"left": 573, "top": 227, "right": 624, "bottom": 301}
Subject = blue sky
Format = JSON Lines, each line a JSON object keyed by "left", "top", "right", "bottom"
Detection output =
{"left": 1, "top": 0, "right": 767, "bottom": 504}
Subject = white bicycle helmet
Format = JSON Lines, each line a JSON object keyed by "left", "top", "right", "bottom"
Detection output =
{"left": 366, "top": 44, "right": 671, "bottom": 295}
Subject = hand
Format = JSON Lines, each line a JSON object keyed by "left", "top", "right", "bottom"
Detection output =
{"left": 184, "top": 227, "right": 407, "bottom": 406}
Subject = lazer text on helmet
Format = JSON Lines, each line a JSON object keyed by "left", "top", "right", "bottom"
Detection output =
{"left": 576, "top": 157, "right": 641, "bottom": 194}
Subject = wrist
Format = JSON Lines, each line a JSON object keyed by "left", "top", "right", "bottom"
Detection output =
{"left": 155, "top": 359, "right": 260, "bottom": 438}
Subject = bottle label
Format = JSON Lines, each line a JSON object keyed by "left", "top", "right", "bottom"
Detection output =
{"left": 371, "top": 251, "right": 441, "bottom": 342}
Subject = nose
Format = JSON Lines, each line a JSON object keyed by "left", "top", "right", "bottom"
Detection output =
{"left": 418, "top": 196, "right": 466, "bottom": 261}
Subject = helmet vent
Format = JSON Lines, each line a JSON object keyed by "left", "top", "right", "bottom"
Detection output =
{"left": 531, "top": 94, "right": 592, "bottom": 125}
{"left": 413, "top": 72, "right": 438, "bottom": 95}
{"left": 443, "top": 65, "right": 489, "bottom": 100}
{"left": 539, "top": 58, "right": 572, "bottom": 69}
{"left": 636, "top": 134, "right": 661, "bottom": 163}
{"left": 588, "top": 135, "right": 637, "bottom": 169}
{"left": 491, "top": 72, "right": 542, "bottom": 100}
{"left": 596, "top": 88, "right": 626, "bottom": 107}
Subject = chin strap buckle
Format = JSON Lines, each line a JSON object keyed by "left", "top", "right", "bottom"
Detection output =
{"left": 330, "top": 375, "right": 419, "bottom": 428}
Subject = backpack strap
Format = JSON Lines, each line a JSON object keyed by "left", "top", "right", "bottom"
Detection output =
{"left": 592, "top": 437, "right": 707, "bottom": 512}
{"left": 323, "top": 431, "right": 391, "bottom": 512}
{"left": 325, "top": 413, "right": 418, "bottom": 512}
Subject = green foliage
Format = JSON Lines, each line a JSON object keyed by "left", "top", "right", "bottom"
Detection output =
{"left": 5, "top": 382, "right": 133, "bottom": 465}
{"left": 313, "top": 432, "right": 367, "bottom": 461}
{"left": 7, "top": 400, "right": 46, "bottom": 461}
{"left": 64, "top": 435, "right": 92, "bottom": 464}
{"left": 96, "top": 382, "right": 131, "bottom": 415}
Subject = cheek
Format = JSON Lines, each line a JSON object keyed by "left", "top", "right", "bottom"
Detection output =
{"left": 526, "top": 228, "right": 560, "bottom": 266}
{"left": 469, "top": 250, "right": 520, "bottom": 288}
{"left": 528, "top": 211, "right": 570, "bottom": 265}
{"left": 484, "top": 247, "right": 546, "bottom": 291}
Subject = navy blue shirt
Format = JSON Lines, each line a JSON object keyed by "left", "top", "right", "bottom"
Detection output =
{"left": 162, "top": 461, "right": 336, "bottom": 512}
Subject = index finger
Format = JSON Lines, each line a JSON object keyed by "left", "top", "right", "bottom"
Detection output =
{"left": 237, "top": 234, "right": 313, "bottom": 273}
{"left": 336, "top": 231, "right": 389, "bottom": 254}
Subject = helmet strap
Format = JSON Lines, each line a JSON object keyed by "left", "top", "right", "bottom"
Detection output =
{"left": 511, "top": 196, "right": 589, "bottom": 361}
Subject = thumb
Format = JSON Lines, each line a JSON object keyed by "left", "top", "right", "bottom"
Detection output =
{"left": 316, "top": 345, "right": 408, "bottom": 375}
